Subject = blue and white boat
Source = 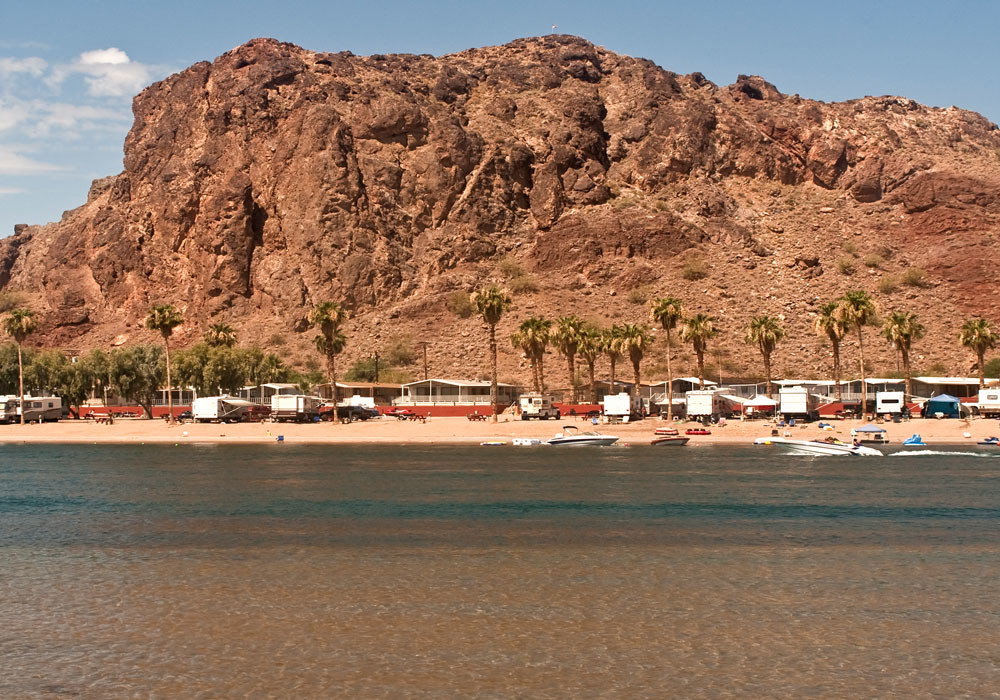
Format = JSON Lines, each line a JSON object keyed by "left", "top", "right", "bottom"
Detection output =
{"left": 902, "top": 434, "right": 927, "bottom": 447}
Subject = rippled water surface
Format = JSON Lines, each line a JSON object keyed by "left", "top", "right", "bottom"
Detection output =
{"left": 2, "top": 444, "right": 1000, "bottom": 698}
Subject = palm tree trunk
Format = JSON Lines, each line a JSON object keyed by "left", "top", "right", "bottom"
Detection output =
{"left": 588, "top": 360, "right": 596, "bottom": 404}
{"left": 902, "top": 347, "right": 911, "bottom": 404}
{"left": 567, "top": 354, "right": 575, "bottom": 403}
{"left": 978, "top": 349, "right": 986, "bottom": 389}
{"left": 17, "top": 342, "right": 24, "bottom": 426}
{"left": 632, "top": 360, "right": 641, "bottom": 399}
{"left": 763, "top": 353, "right": 772, "bottom": 398}
{"left": 165, "top": 340, "right": 173, "bottom": 422}
{"left": 858, "top": 327, "right": 867, "bottom": 418}
{"left": 697, "top": 351, "right": 705, "bottom": 389}
{"left": 539, "top": 353, "right": 546, "bottom": 393}
{"left": 531, "top": 359, "right": 540, "bottom": 393}
{"left": 609, "top": 357, "right": 617, "bottom": 394}
{"left": 330, "top": 353, "right": 339, "bottom": 407}
{"left": 489, "top": 325, "right": 498, "bottom": 422}
{"left": 665, "top": 331, "right": 674, "bottom": 420}
{"left": 832, "top": 340, "right": 842, "bottom": 402}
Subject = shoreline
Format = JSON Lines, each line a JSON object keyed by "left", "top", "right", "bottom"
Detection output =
{"left": 0, "top": 415, "right": 997, "bottom": 447}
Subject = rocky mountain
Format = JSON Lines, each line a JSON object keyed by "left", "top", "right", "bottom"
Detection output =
{"left": 3, "top": 35, "right": 1000, "bottom": 383}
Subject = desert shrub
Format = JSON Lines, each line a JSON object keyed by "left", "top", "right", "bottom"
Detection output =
{"left": 901, "top": 267, "right": 930, "bottom": 288}
{"left": 267, "top": 333, "right": 286, "bottom": 347}
{"left": 445, "top": 290, "right": 476, "bottom": 318}
{"left": 878, "top": 275, "right": 900, "bottom": 294}
{"left": 627, "top": 286, "right": 652, "bottom": 305}
{"left": 384, "top": 335, "right": 416, "bottom": 366}
{"left": 984, "top": 357, "right": 1000, "bottom": 379}
{"left": 842, "top": 241, "right": 858, "bottom": 256}
{"left": 863, "top": 253, "right": 884, "bottom": 269}
{"left": 508, "top": 275, "right": 539, "bottom": 294}
{"left": 496, "top": 256, "right": 526, "bottom": 280}
{"left": 0, "top": 291, "right": 25, "bottom": 314}
{"left": 836, "top": 257, "right": 856, "bottom": 275}
{"left": 681, "top": 258, "right": 708, "bottom": 281}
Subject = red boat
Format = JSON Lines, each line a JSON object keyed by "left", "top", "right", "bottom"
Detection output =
{"left": 651, "top": 436, "right": 690, "bottom": 446}
{"left": 654, "top": 427, "right": 679, "bottom": 436}
{"left": 685, "top": 428, "right": 712, "bottom": 435}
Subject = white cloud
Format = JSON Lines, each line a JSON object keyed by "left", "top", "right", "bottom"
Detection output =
{"left": 0, "top": 57, "right": 47, "bottom": 78}
{"left": 0, "top": 187, "right": 26, "bottom": 195}
{"left": 0, "top": 147, "right": 63, "bottom": 175}
{"left": 0, "top": 98, "right": 129, "bottom": 137}
{"left": 48, "top": 47, "right": 154, "bottom": 97}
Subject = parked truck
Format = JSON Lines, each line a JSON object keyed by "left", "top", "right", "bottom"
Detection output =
{"left": 602, "top": 392, "right": 643, "bottom": 420}
{"left": 270, "top": 394, "right": 323, "bottom": 422}
{"left": 976, "top": 388, "right": 1000, "bottom": 418}
{"left": 778, "top": 386, "right": 820, "bottom": 421}
{"left": 0, "top": 395, "right": 62, "bottom": 423}
{"left": 192, "top": 396, "right": 253, "bottom": 423}
{"left": 518, "top": 393, "right": 561, "bottom": 420}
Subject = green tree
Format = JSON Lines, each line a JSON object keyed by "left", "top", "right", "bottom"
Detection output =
{"left": 173, "top": 344, "right": 213, "bottom": 396}
{"left": 79, "top": 349, "right": 112, "bottom": 408}
{"left": 110, "top": 345, "right": 165, "bottom": 418}
{"left": 882, "top": 311, "right": 925, "bottom": 402}
{"left": 650, "top": 296, "right": 684, "bottom": 419}
{"left": 837, "top": 291, "right": 878, "bottom": 415}
{"left": 679, "top": 313, "right": 718, "bottom": 389}
{"left": 472, "top": 285, "right": 512, "bottom": 422}
{"left": 145, "top": 304, "right": 183, "bottom": 420}
{"left": 619, "top": 323, "right": 654, "bottom": 399}
{"left": 204, "top": 323, "right": 238, "bottom": 348}
{"left": 309, "top": 301, "right": 349, "bottom": 407}
{"left": 814, "top": 301, "right": 848, "bottom": 402}
{"left": 745, "top": 315, "right": 784, "bottom": 398}
{"left": 240, "top": 347, "right": 288, "bottom": 386}
{"left": 511, "top": 316, "right": 551, "bottom": 393}
{"left": 551, "top": 315, "right": 585, "bottom": 402}
{"left": 576, "top": 325, "right": 605, "bottom": 405}
{"left": 959, "top": 318, "right": 999, "bottom": 389}
{"left": 603, "top": 325, "right": 625, "bottom": 394}
{"left": 2, "top": 308, "right": 37, "bottom": 424}
{"left": 25, "top": 349, "right": 91, "bottom": 416}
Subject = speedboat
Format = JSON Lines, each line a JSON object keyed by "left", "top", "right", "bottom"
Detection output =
{"left": 753, "top": 436, "right": 883, "bottom": 456}
{"left": 546, "top": 425, "right": 619, "bottom": 446}
{"left": 654, "top": 427, "right": 680, "bottom": 436}
{"left": 902, "top": 434, "right": 927, "bottom": 447}
{"left": 978, "top": 436, "right": 999, "bottom": 446}
{"left": 651, "top": 435, "right": 690, "bottom": 446}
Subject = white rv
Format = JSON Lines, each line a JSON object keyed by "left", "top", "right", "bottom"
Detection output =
{"left": 685, "top": 390, "right": 728, "bottom": 422}
{"left": 192, "top": 396, "right": 253, "bottom": 423}
{"left": 0, "top": 395, "right": 62, "bottom": 423}
{"left": 778, "top": 386, "right": 820, "bottom": 421}
{"left": 518, "top": 393, "right": 561, "bottom": 420}
{"left": 270, "top": 394, "right": 323, "bottom": 422}
{"left": 602, "top": 392, "right": 642, "bottom": 420}
{"left": 875, "top": 391, "right": 905, "bottom": 416}
{"left": 976, "top": 388, "right": 1000, "bottom": 418}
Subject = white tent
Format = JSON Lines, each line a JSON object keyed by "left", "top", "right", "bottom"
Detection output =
{"left": 744, "top": 395, "right": 777, "bottom": 414}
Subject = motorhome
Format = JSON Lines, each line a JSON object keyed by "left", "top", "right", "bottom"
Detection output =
{"left": 0, "top": 395, "right": 62, "bottom": 423}
{"left": 518, "top": 393, "right": 561, "bottom": 420}
{"left": 270, "top": 394, "right": 323, "bottom": 422}
{"left": 977, "top": 388, "right": 1000, "bottom": 418}
{"left": 685, "top": 390, "right": 726, "bottom": 422}
{"left": 602, "top": 392, "right": 642, "bottom": 420}
{"left": 778, "top": 386, "right": 820, "bottom": 421}
{"left": 875, "top": 391, "right": 905, "bottom": 416}
{"left": 192, "top": 396, "right": 253, "bottom": 423}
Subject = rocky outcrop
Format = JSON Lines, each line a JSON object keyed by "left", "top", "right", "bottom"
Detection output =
{"left": 2, "top": 35, "right": 1000, "bottom": 376}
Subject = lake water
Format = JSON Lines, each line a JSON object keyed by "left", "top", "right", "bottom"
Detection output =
{"left": 2, "top": 444, "right": 999, "bottom": 698}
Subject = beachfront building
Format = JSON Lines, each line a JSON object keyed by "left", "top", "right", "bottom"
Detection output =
{"left": 236, "top": 383, "right": 300, "bottom": 405}
{"left": 911, "top": 377, "right": 985, "bottom": 399}
{"left": 397, "top": 379, "right": 520, "bottom": 408}
{"left": 313, "top": 381, "right": 404, "bottom": 406}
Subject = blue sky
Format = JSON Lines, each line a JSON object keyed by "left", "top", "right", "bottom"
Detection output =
{"left": 1, "top": 0, "right": 997, "bottom": 238}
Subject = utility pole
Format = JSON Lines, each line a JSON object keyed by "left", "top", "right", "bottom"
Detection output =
{"left": 418, "top": 341, "right": 429, "bottom": 380}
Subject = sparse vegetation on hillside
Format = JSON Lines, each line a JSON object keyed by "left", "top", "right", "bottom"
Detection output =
{"left": 878, "top": 275, "right": 900, "bottom": 294}
{"left": 901, "top": 267, "right": 931, "bottom": 288}
{"left": 681, "top": 258, "right": 708, "bottom": 281}
{"left": 446, "top": 290, "right": 477, "bottom": 318}
{"left": 836, "top": 257, "right": 856, "bottom": 275}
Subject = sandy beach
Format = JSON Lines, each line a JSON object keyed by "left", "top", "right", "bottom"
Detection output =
{"left": 1, "top": 414, "right": 998, "bottom": 446}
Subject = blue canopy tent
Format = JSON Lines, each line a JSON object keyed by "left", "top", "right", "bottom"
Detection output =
{"left": 924, "top": 394, "right": 960, "bottom": 419}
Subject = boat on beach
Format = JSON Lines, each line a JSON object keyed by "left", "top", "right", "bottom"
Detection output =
{"left": 753, "top": 436, "right": 883, "bottom": 456}
{"left": 546, "top": 425, "right": 619, "bottom": 446}
{"left": 651, "top": 435, "right": 690, "bottom": 446}
{"left": 901, "top": 434, "right": 927, "bottom": 447}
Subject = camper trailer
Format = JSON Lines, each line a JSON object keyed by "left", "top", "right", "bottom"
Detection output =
{"left": 518, "top": 393, "right": 561, "bottom": 420}
{"left": 977, "top": 388, "right": 1000, "bottom": 418}
{"left": 602, "top": 392, "right": 643, "bottom": 420}
{"left": 778, "top": 386, "right": 820, "bottom": 421}
{"left": 876, "top": 391, "right": 905, "bottom": 416}
{"left": 685, "top": 390, "right": 727, "bottom": 422}
{"left": 270, "top": 394, "right": 323, "bottom": 422}
{"left": 0, "top": 395, "right": 62, "bottom": 424}
{"left": 192, "top": 396, "right": 253, "bottom": 423}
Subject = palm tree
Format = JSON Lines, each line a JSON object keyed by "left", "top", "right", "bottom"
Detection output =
{"left": 603, "top": 325, "right": 625, "bottom": 394}
{"left": 309, "top": 301, "right": 349, "bottom": 406}
{"left": 576, "top": 325, "right": 605, "bottom": 404}
{"left": 814, "top": 301, "right": 848, "bottom": 402}
{"left": 745, "top": 315, "right": 784, "bottom": 398}
{"left": 145, "top": 304, "right": 183, "bottom": 421}
{"left": 650, "top": 296, "right": 684, "bottom": 419}
{"left": 619, "top": 323, "right": 654, "bottom": 399}
{"left": 510, "top": 317, "right": 551, "bottom": 393}
{"left": 679, "top": 313, "right": 718, "bottom": 389}
{"left": 2, "top": 308, "right": 36, "bottom": 425}
{"left": 204, "top": 322, "right": 238, "bottom": 348}
{"left": 552, "top": 315, "right": 584, "bottom": 402}
{"left": 959, "top": 318, "right": 999, "bottom": 389}
{"left": 882, "top": 311, "right": 924, "bottom": 403}
{"left": 473, "top": 285, "right": 512, "bottom": 422}
{"left": 837, "top": 291, "right": 878, "bottom": 417}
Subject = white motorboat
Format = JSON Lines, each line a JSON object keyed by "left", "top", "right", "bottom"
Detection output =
{"left": 546, "top": 425, "right": 619, "bottom": 446}
{"left": 753, "top": 436, "right": 883, "bottom": 457}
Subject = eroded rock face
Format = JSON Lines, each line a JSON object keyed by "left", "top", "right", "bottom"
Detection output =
{"left": 2, "top": 35, "right": 1000, "bottom": 375}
